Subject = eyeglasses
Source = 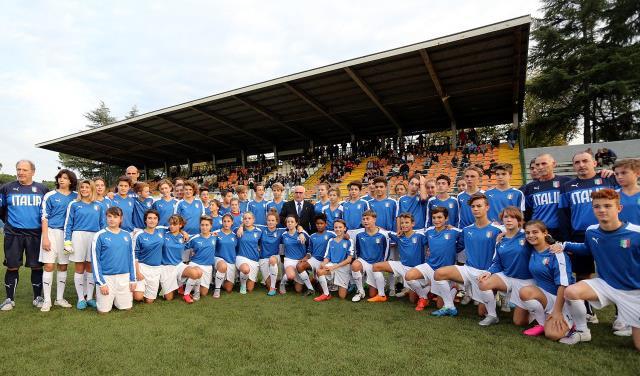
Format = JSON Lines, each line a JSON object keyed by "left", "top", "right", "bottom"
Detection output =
{"left": 294, "top": 191, "right": 304, "bottom": 194}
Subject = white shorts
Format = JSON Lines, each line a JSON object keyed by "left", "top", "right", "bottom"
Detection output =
{"left": 356, "top": 259, "right": 377, "bottom": 287}
{"left": 414, "top": 263, "right": 451, "bottom": 297}
{"left": 455, "top": 265, "right": 486, "bottom": 303}
{"left": 39, "top": 228, "right": 69, "bottom": 265}
{"left": 388, "top": 261, "right": 411, "bottom": 281}
{"left": 307, "top": 258, "right": 323, "bottom": 274}
{"left": 134, "top": 263, "right": 162, "bottom": 299}
{"left": 494, "top": 273, "right": 535, "bottom": 309}
{"left": 541, "top": 289, "right": 574, "bottom": 329}
{"left": 160, "top": 263, "right": 188, "bottom": 295}
{"left": 215, "top": 257, "right": 237, "bottom": 283}
{"left": 259, "top": 258, "right": 278, "bottom": 283}
{"left": 69, "top": 231, "right": 96, "bottom": 263}
{"left": 189, "top": 262, "right": 213, "bottom": 287}
{"left": 283, "top": 257, "right": 303, "bottom": 284}
{"left": 584, "top": 278, "right": 640, "bottom": 329}
{"left": 325, "top": 263, "right": 351, "bottom": 288}
{"left": 235, "top": 256, "right": 259, "bottom": 282}
{"left": 96, "top": 273, "right": 133, "bottom": 313}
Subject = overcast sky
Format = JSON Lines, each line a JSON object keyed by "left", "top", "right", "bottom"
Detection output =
{"left": 0, "top": 0, "right": 541, "bottom": 180}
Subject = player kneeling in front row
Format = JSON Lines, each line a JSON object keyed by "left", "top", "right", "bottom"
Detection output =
{"left": 132, "top": 209, "right": 166, "bottom": 304}
{"left": 235, "top": 212, "right": 262, "bottom": 295}
{"left": 477, "top": 207, "right": 535, "bottom": 326}
{"left": 314, "top": 220, "right": 354, "bottom": 302}
{"left": 405, "top": 207, "right": 463, "bottom": 314}
{"left": 183, "top": 216, "right": 216, "bottom": 303}
{"left": 351, "top": 210, "right": 389, "bottom": 302}
{"left": 91, "top": 207, "right": 136, "bottom": 314}
{"left": 554, "top": 189, "right": 640, "bottom": 350}
{"left": 518, "top": 220, "right": 589, "bottom": 344}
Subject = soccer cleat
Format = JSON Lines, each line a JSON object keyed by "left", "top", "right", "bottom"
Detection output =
{"left": 0, "top": 299, "right": 15, "bottom": 311}
{"left": 612, "top": 317, "right": 626, "bottom": 332}
{"left": 313, "top": 294, "right": 331, "bottom": 302}
{"left": 267, "top": 289, "right": 277, "bottom": 297}
{"left": 613, "top": 327, "right": 632, "bottom": 337}
{"left": 40, "top": 301, "right": 52, "bottom": 312}
{"left": 559, "top": 330, "right": 592, "bottom": 345}
{"left": 183, "top": 294, "right": 194, "bottom": 304}
{"left": 479, "top": 315, "right": 499, "bottom": 326}
{"left": 523, "top": 325, "right": 545, "bottom": 336}
{"left": 351, "top": 292, "right": 366, "bottom": 302}
{"left": 431, "top": 307, "right": 458, "bottom": 317}
{"left": 460, "top": 295, "right": 472, "bottom": 305}
{"left": 213, "top": 289, "right": 221, "bottom": 298}
{"left": 329, "top": 284, "right": 339, "bottom": 292}
{"left": 396, "top": 288, "right": 411, "bottom": 298}
{"left": 177, "top": 285, "right": 185, "bottom": 295}
{"left": 54, "top": 299, "right": 72, "bottom": 308}
{"left": 279, "top": 284, "right": 287, "bottom": 295}
{"left": 367, "top": 295, "right": 388, "bottom": 303}
{"left": 415, "top": 298, "right": 429, "bottom": 311}
{"left": 86, "top": 299, "right": 97, "bottom": 308}
{"left": 586, "top": 313, "right": 599, "bottom": 324}
{"left": 388, "top": 289, "right": 397, "bottom": 297}
{"left": 303, "top": 289, "right": 315, "bottom": 297}
{"left": 240, "top": 285, "right": 247, "bottom": 295}
{"left": 76, "top": 300, "right": 88, "bottom": 310}
{"left": 33, "top": 296, "right": 44, "bottom": 308}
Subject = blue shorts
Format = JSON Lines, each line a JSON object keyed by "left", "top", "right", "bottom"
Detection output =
{"left": 4, "top": 231, "right": 42, "bottom": 268}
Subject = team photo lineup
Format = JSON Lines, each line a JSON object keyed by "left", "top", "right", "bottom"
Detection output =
{"left": 0, "top": 148, "right": 638, "bottom": 351}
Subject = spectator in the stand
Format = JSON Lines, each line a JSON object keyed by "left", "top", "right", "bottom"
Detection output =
{"left": 451, "top": 155, "right": 459, "bottom": 168}
{"left": 460, "top": 155, "right": 470, "bottom": 169}
{"left": 468, "top": 128, "right": 478, "bottom": 145}
{"left": 507, "top": 127, "right": 518, "bottom": 149}
{"left": 484, "top": 159, "right": 498, "bottom": 178}
{"left": 399, "top": 162, "right": 410, "bottom": 180}
{"left": 595, "top": 148, "right": 617, "bottom": 167}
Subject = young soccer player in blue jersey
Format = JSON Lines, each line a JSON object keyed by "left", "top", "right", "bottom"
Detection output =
{"left": 518, "top": 220, "right": 588, "bottom": 344}
{"left": 433, "top": 193, "right": 503, "bottom": 326}
{"left": 199, "top": 186, "right": 211, "bottom": 216}
{"left": 360, "top": 184, "right": 374, "bottom": 202}
{"left": 427, "top": 175, "right": 459, "bottom": 227}
{"left": 485, "top": 164, "right": 525, "bottom": 223}
{"left": 279, "top": 214, "right": 314, "bottom": 295}
{"left": 174, "top": 180, "right": 205, "bottom": 236}
{"left": 132, "top": 182, "right": 154, "bottom": 232}
{"left": 93, "top": 177, "right": 113, "bottom": 213}
{"left": 351, "top": 210, "right": 389, "bottom": 302}
{"left": 477, "top": 207, "right": 534, "bottom": 325}
{"left": 322, "top": 187, "right": 343, "bottom": 231}
{"left": 613, "top": 159, "right": 640, "bottom": 225}
{"left": 112, "top": 176, "right": 135, "bottom": 233}
{"left": 457, "top": 166, "right": 484, "bottom": 229}
{"left": 342, "top": 181, "right": 369, "bottom": 234}
{"left": 258, "top": 210, "right": 286, "bottom": 296}
{"left": 212, "top": 214, "right": 238, "bottom": 298}
{"left": 298, "top": 214, "right": 335, "bottom": 285}
{"left": 218, "top": 189, "right": 233, "bottom": 216}
{"left": 183, "top": 216, "right": 216, "bottom": 303}
{"left": 228, "top": 198, "right": 244, "bottom": 230}
{"left": 266, "top": 183, "right": 285, "bottom": 224}
{"left": 91, "top": 206, "right": 136, "bottom": 314}
{"left": 393, "top": 182, "right": 407, "bottom": 199}
{"left": 397, "top": 175, "right": 429, "bottom": 230}
{"left": 237, "top": 185, "right": 250, "bottom": 213}
{"left": 314, "top": 220, "right": 354, "bottom": 302}
{"left": 152, "top": 179, "right": 177, "bottom": 227}
{"left": 248, "top": 184, "right": 269, "bottom": 226}
{"left": 371, "top": 213, "right": 427, "bottom": 303}
{"left": 314, "top": 183, "right": 330, "bottom": 215}
{"left": 159, "top": 215, "right": 201, "bottom": 301}
{"left": 235, "top": 212, "right": 262, "bottom": 294}
{"left": 405, "top": 207, "right": 463, "bottom": 313}
{"left": 555, "top": 189, "right": 640, "bottom": 349}
{"left": 39, "top": 169, "right": 77, "bottom": 312}
{"left": 208, "top": 199, "right": 223, "bottom": 232}
{"left": 64, "top": 180, "right": 106, "bottom": 310}
{"left": 132, "top": 209, "right": 165, "bottom": 304}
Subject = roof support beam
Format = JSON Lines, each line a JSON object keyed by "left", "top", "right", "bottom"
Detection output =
{"left": 512, "top": 28, "right": 523, "bottom": 115}
{"left": 344, "top": 67, "right": 401, "bottom": 132}
{"left": 282, "top": 83, "right": 353, "bottom": 135}
{"left": 419, "top": 49, "right": 456, "bottom": 123}
{"left": 189, "top": 106, "right": 275, "bottom": 145}
{"left": 59, "top": 143, "right": 131, "bottom": 165}
{"left": 125, "top": 124, "right": 209, "bottom": 155}
{"left": 98, "top": 131, "right": 180, "bottom": 158}
{"left": 154, "top": 115, "right": 232, "bottom": 148}
{"left": 77, "top": 137, "right": 156, "bottom": 162}
{"left": 232, "top": 95, "right": 311, "bottom": 139}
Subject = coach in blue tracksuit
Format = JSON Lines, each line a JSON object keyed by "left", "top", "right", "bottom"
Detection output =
{"left": 0, "top": 160, "right": 49, "bottom": 311}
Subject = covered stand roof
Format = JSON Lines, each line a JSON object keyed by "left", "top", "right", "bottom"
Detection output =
{"left": 37, "top": 15, "right": 530, "bottom": 168}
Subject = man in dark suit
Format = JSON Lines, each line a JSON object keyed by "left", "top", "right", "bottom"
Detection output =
{"left": 280, "top": 186, "right": 316, "bottom": 233}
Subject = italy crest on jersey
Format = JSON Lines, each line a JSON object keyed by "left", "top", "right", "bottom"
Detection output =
{"left": 542, "top": 257, "right": 549, "bottom": 266}
{"left": 412, "top": 237, "right": 417, "bottom": 244}
{"left": 444, "top": 234, "right": 450, "bottom": 240}
{"left": 343, "top": 242, "right": 348, "bottom": 248}
{"left": 94, "top": 205, "right": 99, "bottom": 211}
{"left": 324, "top": 235, "right": 328, "bottom": 241}
{"left": 357, "top": 204, "right": 361, "bottom": 209}
{"left": 486, "top": 231, "right": 493, "bottom": 238}
{"left": 124, "top": 236, "right": 129, "bottom": 242}
{"left": 375, "top": 238, "right": 381, "bottom": 244}
{"left": 179, "top": 238, "right": 184, "bottom": 244}
{"left": 254, "top": 232, "right": 259, "bottom": 239}
{"left": 519, "top": 239, "right": 525, "bottom": 246}
{"left": 385, "top": 202, "right": 390, "bottom": 208}
{"left": 507, "top": 194, "right": 513, "bottom": 200}
{"left": 553, "top": 181, "right": 560, "bottom": 188}
{"left": 195, "top": 203, "right": 200, "bottom": 208}
{"left": 620, "top": 239, "right": 631, "bottom": 248}
{"left": 32, "top": 186, "right": 37, "bottom": 193}
{"left": 594, "top": 178, "right": 602, "bottom": 185}
{"left": 448, "top": 203, "right": 454, "bottom": 208}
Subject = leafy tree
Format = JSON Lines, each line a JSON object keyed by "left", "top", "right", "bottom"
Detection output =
{"left": 125, "top": 105, "right": 139, "bottom": 119}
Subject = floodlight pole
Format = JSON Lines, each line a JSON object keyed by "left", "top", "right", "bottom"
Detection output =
{"left": 514, "top": 112, "right": 526, "bottom": 184}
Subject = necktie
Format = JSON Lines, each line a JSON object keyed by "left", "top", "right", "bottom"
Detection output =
{"left": 297, "top": 202, "right": 302, "bottom": 216}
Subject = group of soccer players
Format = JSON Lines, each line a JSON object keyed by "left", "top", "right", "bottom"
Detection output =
{"left": 0, "top": 151, "right": 638, "bottom": 351}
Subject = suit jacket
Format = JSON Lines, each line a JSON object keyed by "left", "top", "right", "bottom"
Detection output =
{"left": 280, "top": 200, "right": 316, "bottom": 233}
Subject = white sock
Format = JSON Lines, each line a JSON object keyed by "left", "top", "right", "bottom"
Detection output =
{"left": 184, "top": 278, "right": 198, "bottom": 295}
{"left": 406, "top": 279, "right": 429, "bottom": 299}
{"left": 442, "top": 285, "right": 457, "bottom": 309}
{"left": 351, "top": 271, "right": 365, "bottom": 295}
{"left": 56, "top": 271, "right": 67, "bottom": 301}
{"left": 42, "top": 271, "right": 53, "bottom": 303}
{"left": 297, "top": 271, "right": 314, "bottom": 291}
{"left": 478, "top": 290, "right": 497, "bottom": 317}
{"left": 280, "top": 273, "right": 289, "bottom": 289}
{"left": 567, "top": 299, "right": 589, "bottom": 332}
{"left": 74, "top": 273, "right": 85, "bottom": 301}
{"left": 269, "top": 264, "right": 278, "bottom": 290}
{"left": 84, "top": 271, "right": 95, "bottom": 301}
{"left": 317, "top": 275, "right": 329, "bottom": 295}
{"left": 373, "top": 272, "right": 386, "bottom": 297}
{"left": 214, "top": 271, "right": 225, "bottom": 289}
{"left": 523, "top": 299, "right": 546, "bottom": 326}
{"left": 388, "top": 274, "right": 396, "bottom": 292}
{"left": 240, "top": 272, "right": 248, "bottom": 289}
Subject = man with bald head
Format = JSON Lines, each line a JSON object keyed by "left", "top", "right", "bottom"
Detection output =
{"left": 0, "top": 160, "right": 49, "bottom": 311}
{"left": 280, "top": 186, "right": 316, "bottom": 233}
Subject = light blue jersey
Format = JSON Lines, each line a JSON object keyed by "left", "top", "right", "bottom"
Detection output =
{"left": 188, "top": 233, "right": 217, "bottom": 265}
{"left": 215, "top": 230, "right": 238, "bottom": 264}
{"left": 237, "top": 227, "right": 262, "bottom": 261}
{"left": 368, "top": 198, "right": 397, "bottom": 231}
{"left": 618, "top": 189, "right": 640, "bottom": 225}
{"left": 91, "top": 228, "right": 135, "bottom": 285}
{"left": 41, "top": 190, "right": 76, "bottom": 230}
{"left": 282, "top": 231, "right": 309, "bottom": 260}
{"left": 248, "top": 199, "right": 269, "bottom": 226}
{"left": 309, "top": 231, "right": 336, "bottom": 261}
{"left": 487, "top": 230, "right": 532, "bottom": 279}
{"left": 152, "top": 197, "right": 177, "bottom": 227}
{"left": 424, "top": 226, "right": 463, "bottom": 270}
{"left": 324, "top": 238, "right": 354, "bottom": 263}
{"left": 426, "top": 196, "right": 460, "bottom": 227}
{"left": 397, "top": 194, "right": 428, "bottom": 229}
{"left": 133, "top": 197, "right": 154, "bottom": 229}
{"left": 112, "top": 195, "right": 135, "bottom": 232}
{"left": 485, "top": 187, "right": 525, "bottom": 223}
{"left": 529, "top": 249, "right": 573, "bottom": 295}
{"left": 133, "top": 227, "right": 166, "bottom": 266}
{"left": 459, "top": 223, "right": 504, "bottom": 270}
{"left": 388, "top": 231, "right": 427, "bottom": 267}
{"left": 322, "top": 203, "right": 343, "bottom": 231}
{"left": 64, "top": 201, "right": 105, "bottom": 241}
{"left": 354, "top": 228, "right": 389, "bottom": 264}
{"left": 174, "top": 198, "right": 205, "bottom": 235}
{"left": 342, "top": 199, "right": 369, "bottom": 230}
{"left": 161, "top": 232, "right": 187, "bottom": 266}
